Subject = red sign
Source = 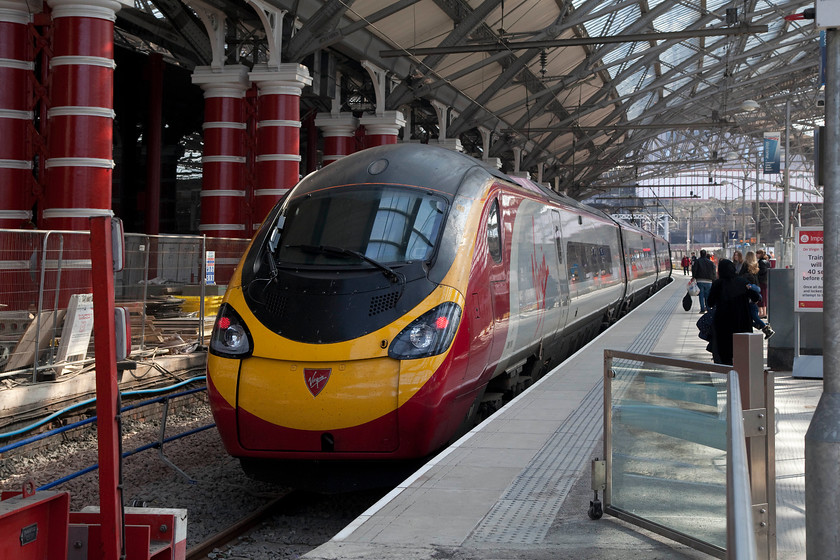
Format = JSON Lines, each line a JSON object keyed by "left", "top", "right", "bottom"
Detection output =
{"left": 304, "top": 368, "right": 331, "bottom": 397}
{"left": 798, "top": 231, "right": 824, "bottom": 244}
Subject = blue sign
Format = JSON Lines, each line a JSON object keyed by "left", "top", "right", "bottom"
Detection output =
{"left": 729, "top": 230, "right": 738, "bottom": 240}
{"left": 763, "top": 132, "right": 780, "bottom": 174}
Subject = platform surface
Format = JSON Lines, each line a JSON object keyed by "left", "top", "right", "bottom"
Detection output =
{"left": 303, "top": 278, "right": 817, "bottom": 559}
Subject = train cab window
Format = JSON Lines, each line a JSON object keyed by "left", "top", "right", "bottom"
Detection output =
{"left": 487, "top": 199, "right": 502, "bottom": 263}
{"left": 275, "top": 186, "right": 448, "bottom": 265}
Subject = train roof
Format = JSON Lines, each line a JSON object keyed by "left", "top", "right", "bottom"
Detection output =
{"left": 294, "top": 143, "right": 504, "bottom": 199}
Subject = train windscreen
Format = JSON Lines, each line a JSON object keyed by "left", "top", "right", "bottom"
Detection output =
{"left": 275, "top": 186, "right": 448, "bottom": 266}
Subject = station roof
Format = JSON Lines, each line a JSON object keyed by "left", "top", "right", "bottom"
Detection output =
{"left": 118, "top": 0, "right": 823, "bottom": 198}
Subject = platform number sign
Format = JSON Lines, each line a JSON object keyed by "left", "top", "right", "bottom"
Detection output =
{"left": 728, "top": 230, "right": 738, "bottom": 240}
{"left": 795, "top": 227, "right": 823, "bottom": 311}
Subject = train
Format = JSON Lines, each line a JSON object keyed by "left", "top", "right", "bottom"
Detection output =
{"left": 206, "top": 143, "right": 671, "bottom": 486}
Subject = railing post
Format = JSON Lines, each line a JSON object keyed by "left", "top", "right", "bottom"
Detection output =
{"left": 732, "top": 332, "right": 776, "bottom": 559}
{"left": 141, "top": 234, "right": 150, "bottom": 352}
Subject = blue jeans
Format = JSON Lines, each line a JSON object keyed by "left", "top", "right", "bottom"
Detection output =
{"left": 697, "top": 281, "right": 712, "bottom": 312}
{"left": 750, "top": 303, "right": 766, "bottom": 329}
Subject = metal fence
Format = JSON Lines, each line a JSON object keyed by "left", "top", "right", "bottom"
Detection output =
{"left": 0, "top": 228, "right": 251, "bottom": 381}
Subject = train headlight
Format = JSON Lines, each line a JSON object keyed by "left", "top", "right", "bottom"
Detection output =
{"left": 210, "top": 303, "right": 254, "bottom": 358}
{"left": 389, "top": 302, "right": 461, "bottom": 360}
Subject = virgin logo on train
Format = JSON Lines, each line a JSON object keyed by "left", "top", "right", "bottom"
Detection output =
{"left": 304, "top": 368, "right": 331, "bottom": 397}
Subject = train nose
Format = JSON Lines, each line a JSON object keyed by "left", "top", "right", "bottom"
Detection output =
{"left": 236, "top": 356, "right": 400, "bottom": 452}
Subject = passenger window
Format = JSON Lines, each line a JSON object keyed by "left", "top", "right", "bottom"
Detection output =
{"left": 487, "top": 199, "right": 502, "bottom": 263}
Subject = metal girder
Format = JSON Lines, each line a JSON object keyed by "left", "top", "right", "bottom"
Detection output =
{"left": 146, "top": 0, "right": 213, "bottom": 65}
{"left": 286, "top": 0, "right": 355, "bottom": 62}
{"left": 115, "top": 8, "right": 204, "bottom": 67}
{"left": 294, "top": 0, "right": 423, "bottom": 58}
{"left": 385, "top": 0, "right": 505, "bottom": 109}
{"left": 379, "top": 26, "right": 769, "bottom": 57}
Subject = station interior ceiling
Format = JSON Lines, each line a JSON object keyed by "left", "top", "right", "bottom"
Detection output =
{"left": 105, "top": 0, "right": 824, "bottom": 240}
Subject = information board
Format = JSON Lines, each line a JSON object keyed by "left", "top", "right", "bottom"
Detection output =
{"left": 795, "top": 227, "right": 823, "bottom": 311}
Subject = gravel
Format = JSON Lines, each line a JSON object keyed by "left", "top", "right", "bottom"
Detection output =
{"left": 0, "top": 395, "right": 387, "bottom": 558}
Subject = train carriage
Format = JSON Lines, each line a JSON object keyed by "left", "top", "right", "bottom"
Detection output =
{"left": 206, "top": 144, "right": 669, "bottom": 480}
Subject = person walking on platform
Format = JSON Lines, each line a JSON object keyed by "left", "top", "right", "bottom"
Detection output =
{"left": 707, "top": 259, "right": 760, "bottom": 365}
{"left": 756, "top": 249, "right": 770, "bottom": 318}
{"left": 691, "top": 249, "right": 716, "bottom": 313}
{"left": 681, "top": 254, "right": 691, "bottom": 275}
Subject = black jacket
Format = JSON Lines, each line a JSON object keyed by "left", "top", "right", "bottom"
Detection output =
{"left": 757, "top": 258, "right": 769, "bottom": 283}
{"left": 708, "top": 259, "right": 760, "bottom": 364}
{"left": 692, "top": 257, "right": 716, "bottom": 281}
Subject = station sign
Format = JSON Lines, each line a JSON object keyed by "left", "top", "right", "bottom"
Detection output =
{"left": 795, "top": 227, "right": 823, "bottom": 311}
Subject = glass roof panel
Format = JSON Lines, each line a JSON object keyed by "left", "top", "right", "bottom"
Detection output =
{"left": 626, "top": 93, "right": 654, "bottom": 120}
{"left": 582, "top": 4, "right": 641, "bottom": 38}
{"left": 615, "top": 68, "right": 645, "bottom": 98}
{"left": 659, "top": 41, "right": 698, "bottom": 72}
{"left": 654, "top": 4, "right": 700, "bottom": 33}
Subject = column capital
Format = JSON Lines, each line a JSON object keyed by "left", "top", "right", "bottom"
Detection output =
{"left": 436, "top": 138, "right": 463, "bottom": 152}
{"left": 314, "top": 112, "right": 358, "bottom": 137}
{"left": 360, "top": 110, "right": 405, "bottom": 136}
{"left": 0, "top": 0, "right": 35, "bottom": 23}
{"left": 47, "top": 0, "right": 130, "bottom": 19}
{"left": 249, "top": 63, "right": 312, "bottom": 95}
{"left": 192, "top": 65, "right": 251, "bottom": 96}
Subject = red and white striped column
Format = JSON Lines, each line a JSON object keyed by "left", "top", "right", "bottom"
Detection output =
{"left": 0, "top": 0, "right": 33, "bottom": 228}
{"left": 314, "top": 113, "right": 358, "bottom": 166}
{"left": 42, "top": 0, "right": 127, "bottom": 231}
{"left": 360, "top": 110, "right": 405, "bottom": 148}
{"left": 192, "top": 65, "right": 250, "bottom": 239}
{"left": 249, "top": 64, "right": 311, "bottom": 229}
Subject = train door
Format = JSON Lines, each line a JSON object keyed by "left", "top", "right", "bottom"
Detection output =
{"left": 486, "top": 197, "right": 510, "bottom": 373}
{"left": 550, "top": 209, "right": 570, "bottom": 334}
{"left": 465, "top": 197, "right": 500, "bottom": 379}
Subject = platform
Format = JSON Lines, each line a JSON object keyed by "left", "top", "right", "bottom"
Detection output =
{"left": 303, "top": 279, "right": 817, "bottom": 559}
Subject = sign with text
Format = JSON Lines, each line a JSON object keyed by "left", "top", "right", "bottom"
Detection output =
{"left": 763, "top": 131, "right": 781, "bottom": 174}
{"left": 795, "top": 228, "right": 823, "bottom": 311}
{"left": 205, "top": 251, "right": 215, "bottom": 285}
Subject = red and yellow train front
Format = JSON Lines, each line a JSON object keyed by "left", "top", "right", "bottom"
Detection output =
{"left": 205, "top": 148, "right": 490, "bottom": 462}
{"left": 207, "top": 281, "right": 471, "bottom": 460}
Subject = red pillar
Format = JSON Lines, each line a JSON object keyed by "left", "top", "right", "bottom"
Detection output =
{"left": 0, "top": 1, "right": 34, "bottom": 227}
{"left": 42, "top": 0, "right": 125, "bottom": 231}
{"left": 360, "top": 111, "right": 405, "bottom": 148}
{"left": 314, "top": 112, "right": 358, "bottom": 166}
{"left": 249, "top": 64, "right": 311, "bottom": 229}
{"left": 192, "top": 65, "right": 250, "bottom": 239}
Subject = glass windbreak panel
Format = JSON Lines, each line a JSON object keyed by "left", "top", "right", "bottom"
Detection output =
{"left": 610, "top": 358, "right": 728, "bottom": 549}
{"left": 276, "top": 186, "right": 448, "bottom": 265}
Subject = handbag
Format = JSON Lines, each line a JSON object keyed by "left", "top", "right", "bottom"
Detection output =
{"left": 682, "top": 291, "right": 692, "bottom": 311}
{"left": 687, "top": 278, "right": 700, "bottom": 296}
{"left": 696, "top": 308, "right": 715, "bottom": 341}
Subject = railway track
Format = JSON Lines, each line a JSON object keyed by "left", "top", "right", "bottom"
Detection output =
{"left": 186, "top": 491, "right": 299, "bottom": 560}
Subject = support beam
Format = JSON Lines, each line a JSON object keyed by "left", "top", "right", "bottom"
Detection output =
{"left": 380, "top": 26, "right": 770, "bottom": 57}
